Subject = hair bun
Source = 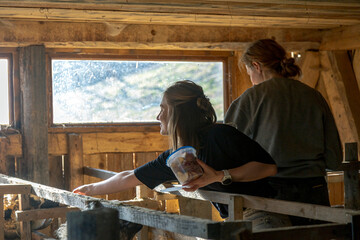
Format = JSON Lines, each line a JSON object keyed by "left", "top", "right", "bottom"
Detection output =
{"left": 197, "top": 96, "right": 210, "bottom": 111}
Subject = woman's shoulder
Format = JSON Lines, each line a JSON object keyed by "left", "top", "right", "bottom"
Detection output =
{"left": 207, "top": 123, "right": 245, "bottom": 137}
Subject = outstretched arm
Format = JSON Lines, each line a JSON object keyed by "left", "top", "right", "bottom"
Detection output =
{"left": 183, "top": 159, "right": 277, "bottom": 192}
{"left": 73, "top": 170, "right": 142, "bottom": 196}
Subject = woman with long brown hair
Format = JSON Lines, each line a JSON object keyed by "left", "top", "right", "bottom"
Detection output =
{"left": 73, "top": 80, "right": 282, "bottom": 227}
{"left": 224, "top": 39, "right": 342, "bottom": 225}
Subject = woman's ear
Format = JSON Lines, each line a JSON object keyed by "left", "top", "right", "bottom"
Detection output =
{"left": 252, "top": 61, "right": 262, "bottom": 73}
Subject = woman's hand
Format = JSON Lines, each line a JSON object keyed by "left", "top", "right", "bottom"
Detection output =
{"left": 72, "top": 184, "right": 95, "bottom": 196}
{"left": 182, "top": 159, "right": 222, "bottom": 192}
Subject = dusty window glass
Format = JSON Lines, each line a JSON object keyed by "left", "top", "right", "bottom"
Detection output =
{"left": 0, "top": 59, "right": 9, "bottom": 125}
{"left": 52, "top": 60, "right": 224, "bottom": 124}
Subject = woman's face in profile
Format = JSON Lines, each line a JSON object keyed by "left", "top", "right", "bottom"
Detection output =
{"left": 157, "top": 96, "right": 169, "bottom": 135}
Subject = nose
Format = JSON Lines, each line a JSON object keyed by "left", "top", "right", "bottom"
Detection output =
{"left": 156, "top": 113, "right": 160, "bottom": 121}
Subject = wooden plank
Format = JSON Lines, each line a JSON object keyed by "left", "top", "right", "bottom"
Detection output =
{"left": 231, "top": 53, "right": 252, "bottom": 103}
{"left": 0, "top": 184, "right": 31, "bottom": 194}
{"left": 298, "top": 51, "right": 320, "bottom": 88}
{"left": 228, "top": 196, "right": 243, "bottom": 221}
{"left": 19, "top": 193, "right": 31, "bottom": 240}
{"left": 83, "top": 154, "right": 107, "bottom": 199}
{"left": 153, "top": 185, "right": 360, "bottom": 224}
{"left": 19, "top": 45, "right": 49, "bottom": 185}
{"left": 49, "top": 156, "right": 64, "bottom": 189}
{"left": 49, "top": 132, "right": 168, "bottom": 156}
{"left": 0, "top": 137, "right": 7, "bottom": 174}
{"left": 3, "top": 134, "right": 22, "bottom": 157}
{"left": 320, "top": 51, "right": 359, "bottom": 145}
{"left": 251, "top": 223, "right": 350, "bottom": 240}
{"left": 0, "top": 174, "right": 248, "bottom": 239}
{"left": 321, "top": 25, "right": 360, "bottom": 50}
{"left": 134, "top": 152, "right": 158, "bottom": 199}
{"left": 107, "top": 153, "right": 135, "bottom": 201}
{"left": 0, "top": 2, "right": 359, "bottom": 28}
{"left": 16, "top": 207, "right": 79, "bottom": 221}
{"left": 354, "top": 50, "right": 360, "bottom": 92}
{"left": 67, "top": 134, "right": 84, "bottom": 192}
{"left": 344, "top": 143, "right": 360, "bottom": 210}
{"left": 0, "top": 195, "right": 3, "bottom": 240}
{"left": 332, "top": 51, "right": 360, "bottom": 141}
{"left": 178, "top": 196, "right": 212, "bottom": 220}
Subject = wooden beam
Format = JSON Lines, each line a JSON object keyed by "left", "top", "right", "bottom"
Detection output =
{"left": 19, "top": 45, "right": 49, "bottom": 185}
{"left": 0, "top": 137, "right": 7, "bottom": 174}
{"left": 320, "top": 51, "right": 359, "bottom": 145}
{"left": 154, "top": 184, "right": 360, "bottom": 224}
{"left": 67, "top": 133, "right": 84, "bottom": 191}
{"left": 0, "top": 184, "right": 31, "bottom": 194}
{"left": 298, "top": 51, "right": 320, "bottom": 88}
{"left": 1, "top": 134, "right": 22, "bottom": 157}
{"left": 0, "top": 21, "right": 322, "bottom": 50}
{"left": 0, "top": 174, "right": 249, "bottom": 239}
{"left": 49, "top": 132, "right": 168, "bottom": 156}
{"left": 19, "top": 193, "right": 31, "bottom": 240}
{"left": 321, "top": 25, "right": 360, "bottom": 50}
{"left": 354, "top": 50, "right": 360, "bottom": 92}
{"left": 16, "top": 207, "right": 79, "bottom": 221}
{"left": 0, "top": 1, "right": 359, "bottom": 28}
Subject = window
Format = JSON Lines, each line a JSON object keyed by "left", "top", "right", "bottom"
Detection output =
{"left": 51, "top": 59, "right": 224, "bottom": 124}
{"left": 0, "top": 58, "right": 9, "bottom": 125}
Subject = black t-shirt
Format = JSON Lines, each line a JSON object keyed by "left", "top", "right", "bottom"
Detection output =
{"left": 134, "top": 124, "right": 275, "bottom": 218}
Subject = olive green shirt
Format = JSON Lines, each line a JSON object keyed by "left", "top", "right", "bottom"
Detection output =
{"left": 224, "top": 78, "right": 342, "bottom": 178}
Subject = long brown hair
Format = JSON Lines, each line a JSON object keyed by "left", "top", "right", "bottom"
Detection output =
{"left": 242, "top": 39, "right": 302, "bottom": 78}
{"left": 163, "top": 80, "right": 217, "bottom": 152}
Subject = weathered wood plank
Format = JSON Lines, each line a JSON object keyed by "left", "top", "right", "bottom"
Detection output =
{"left": 107, "top": 153, "right": 135, "bottom": 201}
{"left": 0, "top": 1, "right": 359, "bottom": 28}
{"left": 0, "top": 134, "right": 22, "bottom": 157}
{"left": 0, "top": 195, "right": 4, "bottom": 240}
{"left": 0, "top": 21, "right": 323, "bottom": 50}
{"left": 154, "top": 185, "right": 360, "bottom": 224}
{"left": 344, "top": 143, "right": 360, "bottom": 210}
{"left": 49, "top": 132, "right": 168, "bottom": 156}
{"left": 321, "top": 25, "right": 360, "bottom": 50}
{"left": 354, "top": 50, "right": 360, "bottom": 92}
{"left": 320, "top": 51, "right": 359, "bottom": 145}
{"left": 298, "top": 51, "right": 320, "bottom": 88}
{"left": 0, "top": 137, "right": 7, "bottom": 174}
{"left": 49, "top": 156, "right": 64, "bottom": 189}
{"left": 19, "top": 45, "right": 49, "bottom": 185}
{"left": 19, "top": 193, "right": 31, "bottom": 240}
{"left": 228, "top": 196, "right": 243, "bottom": 221}
{"left": 16, "top": 207, "right": 79, "bottom": 221}
{"left": 0, "top": 184, "right": 31, "bottom": 194}
{"left": 0, "top": 174, "right": 248, "bottom": 239}
{"left": 67, "top": 134, "right": 84, "bottom": 191}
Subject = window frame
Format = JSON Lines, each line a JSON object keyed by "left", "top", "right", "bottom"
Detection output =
{"left": 47, "top": 49, "right": 233, "bottom": 133}
{"left": 0, "top": 49, "right": 18, "bottom": 128}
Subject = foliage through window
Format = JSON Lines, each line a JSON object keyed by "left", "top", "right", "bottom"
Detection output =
{"left": 0, "top": 58, "right": 9, "bottom": 125}
{"left": 52, "top": 60, "right": 224, "bottom": 124}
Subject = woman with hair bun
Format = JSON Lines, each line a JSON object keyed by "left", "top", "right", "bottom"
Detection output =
{"left": 224, "top": 39, "right": 342, "bottom": 225}
{"left": 74, "top": 80, "right": 288, "bottom": 229}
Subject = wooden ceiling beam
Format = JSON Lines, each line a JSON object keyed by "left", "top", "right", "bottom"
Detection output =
{"left": 0, "top": 4, "right": 359, "bottom": 29}
{"left": 320, "top": 25, "right": 360, "bottom": 50}
{"left": 0, "top": 21, "right": 322, "bottom": 51}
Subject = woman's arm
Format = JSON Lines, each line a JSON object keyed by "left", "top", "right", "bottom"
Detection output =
{"left": 73, "top": 170, "right": 142, "bottom": 196}
{"left": 183, "top": 159, "right": 277, "bottom": 192}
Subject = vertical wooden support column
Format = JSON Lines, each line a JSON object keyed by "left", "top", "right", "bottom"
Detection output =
{"left": 19, "top": 194, "right": 31, "bottom": 240}
{"left": 0, "top": 137, "right": 7, "bottom": 174}
{"left": 49, "top": 156, "right": 64, "bottom": 189}
{"left": 344, "top": 142, "right": 360, "bottom": 210}
{"left": 0, "top": 195, "right": 4, "bottom": 240}
{"left": 228, "top": 196, "right": 243, "bottom": 221}
{"left": 351, "top": 214, "right": 360, "bottom": 240}
{"left": 67, "top": 134, "right": 84, "bottom": 191}
{"left": 19, "top": 45, "right": 49, "bottom": 185}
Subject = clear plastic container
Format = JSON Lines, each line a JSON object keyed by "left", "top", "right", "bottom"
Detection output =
{"left": 166, "top": 146, "right": 204, "bottom": 184}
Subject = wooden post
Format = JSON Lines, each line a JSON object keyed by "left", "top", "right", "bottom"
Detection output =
{"left": 0, "top": 137, "right": 7, "bottom": 174}
{"left": 0, "top": 195, "right": 4, "bottom": 240}
{"left": 228, "top": 196, "right": 243, "bottom": 221}
{"left": 344, "top": 142, "right": 360, "bottom": 210}
{"left": 67, "top": 134, "right": 84, "bottom": 191}
{"left": 49, "top": 156, "right": 64, "bottom": 189}
{"left": 351, "top": 214, "right": 360, "bottom": 240}
{"left": 19, "top": 194, "right": 31, "bottom": 240}
{"left": 67, "top": 208, "right": 119, "bottom": 240}
{"left": 19, "top": 45, "right": 49, "bottom": 185}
